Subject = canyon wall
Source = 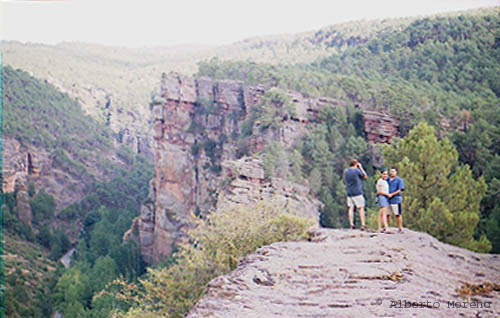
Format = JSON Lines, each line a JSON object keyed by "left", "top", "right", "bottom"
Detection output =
{"left": 127, "top": 73, "right": 400, "bottom": 264}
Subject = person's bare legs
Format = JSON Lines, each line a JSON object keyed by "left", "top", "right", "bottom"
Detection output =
{"left": 396, "top": 215, "right": 403, "bottom": 232}
{"left": 359, "top": 206, "right": 366, "bottom": 229}
{"left": 382, "top": 207, "right": 389, "bottom": 230}
{"left": 377, "top": 208, "right": 383, "bottom": 231}
{"left": 348, "top": 205, "right": 354, "bottom": 228}
{"left": 387, "top": 214, "right": 391, "bottom": 226}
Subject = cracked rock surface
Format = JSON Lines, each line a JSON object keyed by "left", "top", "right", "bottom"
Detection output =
{"left": 187, "top": 228, "right": 500, "bottom": 318}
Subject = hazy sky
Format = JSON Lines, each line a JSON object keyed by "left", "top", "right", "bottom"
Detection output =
{"left": 1, "top": 0, "right": 499, "bottom": 48}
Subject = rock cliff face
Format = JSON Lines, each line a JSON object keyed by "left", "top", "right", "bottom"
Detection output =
{"left": 187, "top": 228, "right": 500, "bottom": 318}
{"left": 1, "top": 134, "right": 129, "bottom": 241}
{"left": 362, "top": 109, "right": 400, "bottom": 144}
{"left": 2, "top": 137, "right": 96, "bottom": 212}
{"left": 130, "top": 73, "right": 400, "bottom": 264}
{"left": 218, "top": 157, "right": 321, "bottom": 225}
{"left": 14, "top": 175, "right": 32, "bottom": 227}
{"left": 2, "top": 137, "right": 41, "bottom": 194}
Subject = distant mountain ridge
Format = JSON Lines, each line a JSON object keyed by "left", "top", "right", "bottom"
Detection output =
{"left": 3, "top": 7, "right": 497, "bottom": 158}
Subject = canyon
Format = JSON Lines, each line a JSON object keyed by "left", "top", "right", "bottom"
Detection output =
{"left": 125, "top": 73, "right": 400, "bottom": 264}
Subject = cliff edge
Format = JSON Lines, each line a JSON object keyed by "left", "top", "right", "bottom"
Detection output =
{"left": 187, "top": 228, "right": 500, "bottom": 318}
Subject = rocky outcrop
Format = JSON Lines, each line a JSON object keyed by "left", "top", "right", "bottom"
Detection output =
{"left": 362, "top": 110, "right": 400, "bottom": 144}
{"left": 2, "top": 137, "right": 93, "bottom": 213}
{"left": 218, "top": 157, "right": 321, "bottom": 225}
{"left": 131, "top": 73, "right": 401, "bottom": 264}
{"left": 131, "top": 73, "right": 352, "bottom": 263}
{"left": 15, "top": 175, "right": 32, "bottom": 227}
{"left": 2, "top": 137, "right": 41, "bottom": 194}
{"left": 187, "top": 228, "right": 500, "bottom": 318}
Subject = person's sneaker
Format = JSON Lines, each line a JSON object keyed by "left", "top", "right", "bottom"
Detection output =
{"left": 350, "top": 224, "right": 355, "bottom": 230}
{"left": 360, "top": 226, "right": 366, "bottom": 231}
{"left": 398, "top": 228, "right": 404, "bottom": 233}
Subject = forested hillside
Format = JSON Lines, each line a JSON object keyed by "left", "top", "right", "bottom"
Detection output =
{"left": 3, "top": 66, "right": 113, "bottom": 162}
{"left": 2, "top": 66, "right": 137, "bottom": 209}
{"left": 1, "top": 67, "right": 153, "bottom": 317}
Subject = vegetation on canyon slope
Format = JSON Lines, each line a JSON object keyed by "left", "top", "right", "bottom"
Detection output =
{"left": 110, "top": 198, "right": 313, "bottom": 318}
{"left": 1, "top": 68, "right": 153, "bottom": 318}
{"left": 1, "top": 6, "right": 499, "bottom": 318}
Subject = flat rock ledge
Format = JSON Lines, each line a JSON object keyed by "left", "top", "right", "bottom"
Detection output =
{"left": 187, "top": 228, "right": 500, "bottom": 318}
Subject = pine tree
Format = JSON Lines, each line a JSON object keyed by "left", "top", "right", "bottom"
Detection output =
{"left": 384, "top": 122, "right": 490, "bottom": 252}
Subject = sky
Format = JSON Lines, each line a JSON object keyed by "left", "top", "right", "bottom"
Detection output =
{"left": 1, "top": 0, "right": 499, "bottom": 48}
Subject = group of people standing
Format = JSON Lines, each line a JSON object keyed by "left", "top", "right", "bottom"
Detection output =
{"left": 343, "top": 159, "right": 405, "bottom": 233}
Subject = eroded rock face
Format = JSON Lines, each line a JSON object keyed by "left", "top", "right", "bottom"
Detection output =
{"left": 187, "top": 228, "right": 500, "bottom": 318}
{"left": 132, "top": 73, "right": 400, "bottom": 264}
{"left": 2, "top": 137, "right": 93, "bottom": 215}
{"left": 15, "top": 175, "right": 32, "bottom": 227}
{"left": 362, "top": 110, "right": 400, "bottom": 144}
{"left": 218, "top": 157, "right": 321, "bottom": 225}
{"left": 2, "top": 134, "right": 131, "bottom": 243}
{"left": 2, "top": 137, "right": 41, "bottom": 194}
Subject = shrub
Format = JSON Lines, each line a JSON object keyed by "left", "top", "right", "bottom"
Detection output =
{"left": 29, "top": 189, "right": 56, "bottom": 225}
{"left": 109, "top": 197, "right": 313, "bottom": 318}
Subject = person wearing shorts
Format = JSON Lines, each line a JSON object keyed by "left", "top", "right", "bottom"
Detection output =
{"left": 387, "top": 167, "right": 405, "bottom": 233}
{"left": 344, "top": 159, "right": 367, "bottom": 230}
{"left": 376, "top": 170, "right": 390, "bottom": 233}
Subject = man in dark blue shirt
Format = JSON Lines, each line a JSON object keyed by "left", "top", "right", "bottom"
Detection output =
{"left": 344, "top": 159, "right": 368, "bottom": 230}
{"left": 387, "top": 167, "right": 405, "bottom": 233}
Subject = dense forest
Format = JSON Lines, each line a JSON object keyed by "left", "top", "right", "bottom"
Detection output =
{"left": 3, "top": 66, "right": 114, "bottom": 171}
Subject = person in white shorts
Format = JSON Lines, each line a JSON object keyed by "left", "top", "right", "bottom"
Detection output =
{"left": 344, "top": 159, "right": 367, "bottom": 230}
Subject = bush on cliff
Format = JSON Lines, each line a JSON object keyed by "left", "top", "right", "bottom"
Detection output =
{"left": 108, "top": 198, "right": 313, "bottom": 318}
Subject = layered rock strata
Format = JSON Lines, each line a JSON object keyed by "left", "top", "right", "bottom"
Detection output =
{"left": 362, "top": 109, "right": 400, "bottom": 143}
{"left": 218, "top": 157, "right": 321, "bottom": 225}
{"left": 187, "top": 228, "right": 500, "bottom": 318}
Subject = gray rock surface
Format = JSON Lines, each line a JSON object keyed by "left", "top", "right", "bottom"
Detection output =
{"left": 187, "top": 228, "right": 500, "bottom": 318}
{"left": 218, "top": 157, "right": 321, "bottom": 225}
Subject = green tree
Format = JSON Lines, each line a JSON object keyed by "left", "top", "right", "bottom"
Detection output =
{"left": 50, "top": 229, "right": 71, "bottom": 260}
{"left": 36, "top": 223, "right": 53, "bottom": 248}
{"left": 53, "top": 266, "right": 92, "bottom": 312}
{"left": 90, "top": 256, "right": 119, "bottom": 293}
{"left": 384, "top": 122, "right": 490, "bottom": 252}
{"left": 29, "top": 189, "right": 56, "bottom": 225}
